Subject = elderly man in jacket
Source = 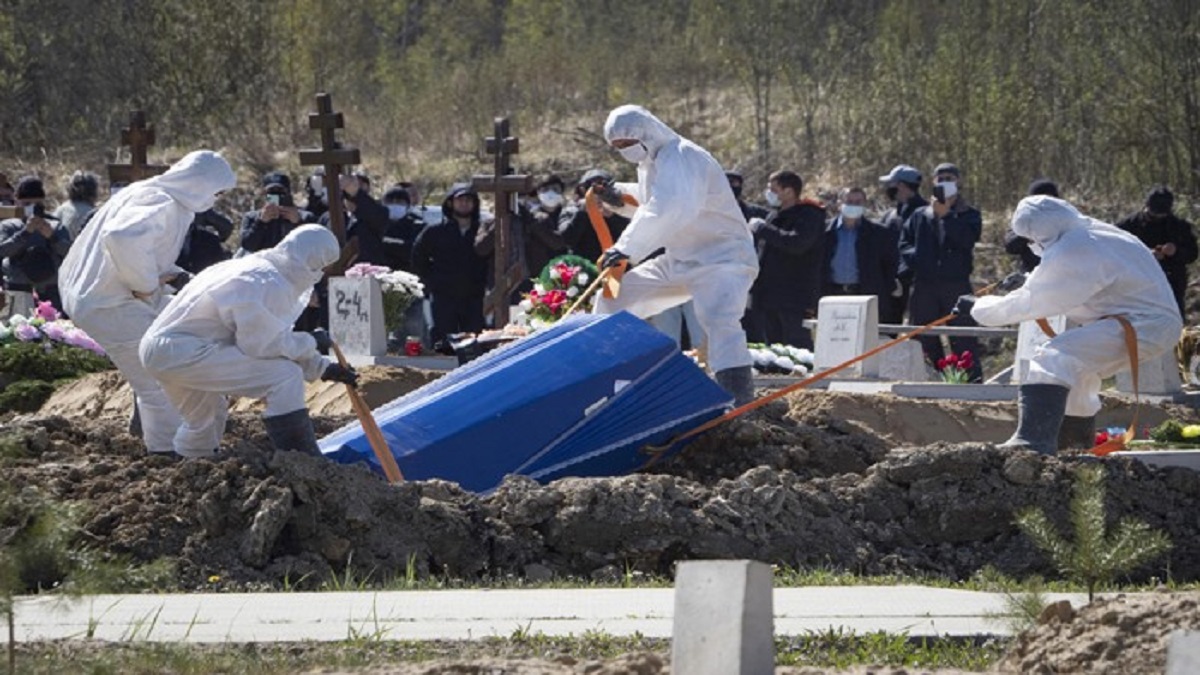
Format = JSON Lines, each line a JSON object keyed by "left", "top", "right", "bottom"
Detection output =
{"left": 59, "top": 150, "right": 236, "bottom": 455}
{"left": 593, "top": 105, "right": 759, "bottom": 405}
{"left": 140, "top": 225, "right": 357, "bottom": 458}
{"left": 958, "top": 196, "right": 1182, "bottom": 454}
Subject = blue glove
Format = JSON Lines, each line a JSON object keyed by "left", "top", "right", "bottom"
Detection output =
{"left": 997, "top": 272, "right": 1027, "bottom": 293}
{"left": 321, "top": 362, "right": 359, "bottom": 387}
{"left": 600, "top": 247, "right": 629, "bottom": 270}
{"left": 952, "top": 295, "right": 977, "bottom": 317}
{"left": 310, "top": 328, "right": 334, "bottom": 355}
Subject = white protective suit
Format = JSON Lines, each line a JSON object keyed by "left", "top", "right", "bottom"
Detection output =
{"left": 58, "top": 150, "right": 236, "bottom": 454}
{"left": 972, "top": 196, "right": 1182, "bottom": 416}
{"left": 139, "top": 225, "right": 338, "bottom": 457}
{"left": 595, "top": 105, "right": 759, "bottom": 372}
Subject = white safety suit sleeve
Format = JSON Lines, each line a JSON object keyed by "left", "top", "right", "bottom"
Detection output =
{"left": 973, "top": 260, "right": 1109, "bottom": 326}
{"left": 614, "top": 152, "right": 702, "bottom": 262}
{"left": 102, "top": 194, "right": 186, "bottom": 294}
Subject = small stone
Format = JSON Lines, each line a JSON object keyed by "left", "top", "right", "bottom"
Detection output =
{"left": 1002, "top": 453, "right": 1039, "bottom": 485}
{"left": 1100, "top": 609, "right": 1120, "bottom": 626}
{"left": 1038, "top": 600, "right": 1075, "bottom": 625}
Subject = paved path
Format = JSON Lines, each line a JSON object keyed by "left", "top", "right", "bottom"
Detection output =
{"left": 10, "top": 586, "right": 1094, "bottom": 643}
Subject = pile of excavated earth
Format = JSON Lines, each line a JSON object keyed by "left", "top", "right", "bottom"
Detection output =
{"left": 7, "top": 366, "right": 1200, "bottom": 672}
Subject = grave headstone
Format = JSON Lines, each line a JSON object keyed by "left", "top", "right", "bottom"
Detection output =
{"left": 1167, "top": 630, "right": 1200, "bottom": 675}
{"left": 328, "top": 276, "right": 386, "bottom": 357}
{"left": 672, "top": 560, "right": 774, "bottom": 675}
{"left": 814, "top": 295, "right": 878, "bottom": 377}
{"left": 877, "top": 341, "right": 929, "bottom": 382}
{"left": 1117, "top": 350, "right": 1182, "bottom": 396}
{"left": 1014, "top": 316, "right": 1067, "bottom": 383}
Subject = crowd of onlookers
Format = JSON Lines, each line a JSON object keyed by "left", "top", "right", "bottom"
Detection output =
{"left": 0, "top": 162, "right": 1194, "bottom": 377}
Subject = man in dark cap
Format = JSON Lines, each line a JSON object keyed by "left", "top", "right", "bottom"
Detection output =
{"left": 1004, "top": 178, "right": 1061, "bottom": 273}
{"left": 412, "top": 183, "right": 490, "bottom": 349}
{"left": 725, "top": 170, "right": 769, "bottom": 222}
{"left": 556, "top": 168, "right": 631, "bottom": 264}
{"left": 0, "top": 176, "right": 72, "bottom": 315}
{"left": 1116, "top": 185, "right": 1198, "bottom": 320}
{"left": 238, "top": 172, "right": 316, "bottom": 255}
{"left": 878, "top": 164, "right": 927, "bottom": 323}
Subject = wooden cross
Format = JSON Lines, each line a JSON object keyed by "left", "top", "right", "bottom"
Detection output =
{"left": 107, "top": 110, "right": 169, "bottom": 184}
{"left": 298, "top": 92, "right": 361, "bottom": 247}
{"left": 472, "top": 117, "right": 533, "bottom": 327}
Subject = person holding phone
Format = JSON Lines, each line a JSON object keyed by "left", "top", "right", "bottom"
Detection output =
{"left": 237, "top": 172, "right": 315, "bottom": 255}
{"left": 0, "top": 176, "right": 72, "bottom": 316}
{"left": 898, "top": 162, "right": 984, "bottom": 380}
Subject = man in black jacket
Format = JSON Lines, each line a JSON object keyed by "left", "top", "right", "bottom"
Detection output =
{"left": 238, "top": 172, "right": 316, "bottom": 254}
{"left": 0, "top": 176, "right": 71, "bottom": 315}
{"left": 879, "top": 164, "right": 927, "bottom": 324}
{"left": 1003, "top": 178, "right": 1060, "bottom": 273}
{"left": 475, "top": 174, "right": 568, "bottom": 301}
{"left": 822, "top": 186, "right": 899, "bottom": 310}
{"left": 901, "top": 162, "right": 983, "bottom": 380}
{"left": 556, "top": 169, "right": 630, "bottom": 264}
{"left": 412, "top": 183, "right": 489, "bottom": 348}
{"left": 381, "top": 185, "right": 426, "bottom": 273}
{"left": 1116, "top": 185, "right": 1198, "bottom": 321}
{"left": 329, "top": 173, "right": 390, "bottom": 266}
{"left": 743, "top": 170, "right": 825, "bottom": 349}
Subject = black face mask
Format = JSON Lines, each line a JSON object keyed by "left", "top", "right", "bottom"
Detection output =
{"left": 730, "top": 184, "right": 743, "bottom": 200}
{"left": 886, "top": 186, "right": 899, "bottom": 201}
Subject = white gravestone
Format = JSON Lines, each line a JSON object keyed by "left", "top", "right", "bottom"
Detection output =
{"left": 815, "top": 295, "right": 879, "bottom": 377}
{"left": 672, "top": 560, "right": 774, "bottom": 675}
{"left": 1117, "top": 350, "right": 1182, "bottom": 396}
{"left": 1014, "top": 316, "right": 1067, "bottom": 383}
{"left": 328, "top": 276, "right": 386, "bottom": 357}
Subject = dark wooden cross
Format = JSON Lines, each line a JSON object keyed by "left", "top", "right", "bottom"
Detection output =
{"left": 472, "top": 117, "right": 533, "bottom": 326}
{"left": 298, "top": 92, "right": 361, "bottom": 247}
{"left": 107, "top": 110, "right": 169, "bottom": 184}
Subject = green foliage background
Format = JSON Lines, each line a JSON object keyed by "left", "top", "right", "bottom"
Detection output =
{"left": 0, "top": 0, "right": 1196, "bottom": 215}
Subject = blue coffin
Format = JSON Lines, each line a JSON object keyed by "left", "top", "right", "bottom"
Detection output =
{"left": 318, "top": 311, "right": 731, "bottom": 492}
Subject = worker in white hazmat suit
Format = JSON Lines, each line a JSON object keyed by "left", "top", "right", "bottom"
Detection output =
{"left": 139, "top": 225, "right": 359, "bottom": 457}
{"left": 593, "top": 105, "right": 760, "bottom": 405}
{"left": 953, "top": 195, "right": 1182, "bottom": 454}
{"left": 59, "top": 150, "right": 236, "bottom": 455}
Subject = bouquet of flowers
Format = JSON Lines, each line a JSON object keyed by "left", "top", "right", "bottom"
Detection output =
{"left": 0, "top": 301, "right": 105, "bottom": 356}
{"left": 345, "top": 263, "right": 425, "bottom": 334}
{"left": 0, "top": 301, "right": 111, "bottom": 410}
{"left": 519, "top": 255, "right": 598, "bottom": 328}
{"left": 748, "top": 343, "right": 815, "bottom": 375}
{"left": 935, "top": 350, "right": 974, "bottom": 383}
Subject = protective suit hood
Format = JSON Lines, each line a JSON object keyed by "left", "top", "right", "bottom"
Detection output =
{"left": 1011, "top": 195, "right": 1123, "bottom": 249}
{"left": 260, "top": 224, "right": 340, "bottom": 291}
{"left": 604, "top": 105, "right": 680, "bottom": 157}
{"left": 143, "top": 150, "right": 236, "bottom": 214}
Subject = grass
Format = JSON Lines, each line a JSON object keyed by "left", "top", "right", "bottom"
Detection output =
{"left": 6, "top": 630, "right": 1008, "bottom": 673}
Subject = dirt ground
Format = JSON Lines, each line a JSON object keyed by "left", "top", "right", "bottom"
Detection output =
{"left": 14, "top": 366, "right": 1200, "bottom": 672}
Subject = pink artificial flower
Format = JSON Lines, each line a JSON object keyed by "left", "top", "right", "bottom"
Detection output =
{"left": 40, "top": 322, "right": 66, "bottom": 342}
{"left": 14, "top": 323, "right": 40, "bottom": 341}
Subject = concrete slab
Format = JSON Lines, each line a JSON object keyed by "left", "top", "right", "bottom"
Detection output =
{"left": 890, "top": 383, "right": 1018, "bottom": 402}
{"left": 1168, "top": 630, "right": 1200, "bottom": 675}
{"left": 343, "top": 354, "right": 459, "bottom": 370}
{"left": 672, "top": 561, "right": 773, "bottom": 675}
{"left": 9, "top": 586, "right": 1093, "bottom": 643}
{"left": 1112, "top": 450, "right": 1200, "bottom": 472}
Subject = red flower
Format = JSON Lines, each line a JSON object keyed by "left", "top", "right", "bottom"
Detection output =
{"left": 936, "top": 357, "right": 948, "bottom": 370}
{"left": 1094, "top": 431, "right": 1110, "bottom": 446}
{"left": 544, "top": 289, "right": 568, "bottom": 312}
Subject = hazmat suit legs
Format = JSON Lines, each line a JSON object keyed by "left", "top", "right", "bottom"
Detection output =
{"left": 141, "top": 336, "right": 318, "bottom": 457}
{"left": 594, "top": 256, "right": 756, "bottom": 404}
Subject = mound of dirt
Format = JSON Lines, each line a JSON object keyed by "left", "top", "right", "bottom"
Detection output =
{"left": 997, "top": 592, "right": 1200, "bottom": 674}
{"left": 6, "top": 378, "right": 1200, "bottom": 590}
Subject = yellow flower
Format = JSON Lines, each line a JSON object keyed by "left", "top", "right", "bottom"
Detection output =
{"left": 1181, "top": 425, "right": 1200, "bottom": 439}
{"left": 207, "top": 575, "right": 221, "bottom": 583}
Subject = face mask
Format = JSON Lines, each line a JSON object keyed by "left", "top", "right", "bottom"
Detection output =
{"left": 841, "top": 204, "right": 865, "bottom": 219}
{"left": 538, "top": 190, "right": 564, "bottom": 209}
{"left": 387, "top": 204, "right": 409, "bottom": 220}
{"left": 23, "top": 204, "right": 34, "bottom": 218}
{"left": 1029, "top": 241, "right": 1044, "bottom": 256}
{"left": 764, "top": 189, "right": 781, "bottom": 208}
{"left": 309, "top": 175, "right": 323, "bottom": 193}
{"left": 618, "top": 142, "right": 649, "bottom": 164}
{"left": 885, "top": 186, "right": 899, "bottom": 201}
{"left": 935, "top": 181, "right": 958, "bottom": 200}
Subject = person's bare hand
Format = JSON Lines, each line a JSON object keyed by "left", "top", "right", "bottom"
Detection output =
{"left": 932, "top": 199, "right": 950, "bottom": 219}
{"left": 279, "top": 205, "right": 300, "bottom": 224}
{"left": 24, "top": 216, "right": 45, "bottom": 234}
{"left": 262, "top": 203, "right": 280, "bottom": 221}
{"left": 1161, "top": 242, "right": 1177, "bottom": 257}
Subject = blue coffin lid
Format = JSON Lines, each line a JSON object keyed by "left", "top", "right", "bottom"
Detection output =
{"left": 319, "top": 311, "right": 731, "bottom": 492}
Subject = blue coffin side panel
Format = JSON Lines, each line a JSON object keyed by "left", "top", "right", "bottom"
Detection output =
{"left": 318, "top": 311, "right": 732, "bottom": 492}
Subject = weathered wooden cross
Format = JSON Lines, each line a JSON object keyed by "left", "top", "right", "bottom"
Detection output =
{"left": 298, "top": 92, "right": 361, "bottom": 247}
{"left": 107, "top": 110, "right": 169, "bottom": 184}
{"left": 472, "top": 117, "right": 533, "bottom": 327}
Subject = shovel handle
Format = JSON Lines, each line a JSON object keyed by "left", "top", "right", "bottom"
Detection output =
{"left": 331, "top": 341, "right": 405, "bottom": 484}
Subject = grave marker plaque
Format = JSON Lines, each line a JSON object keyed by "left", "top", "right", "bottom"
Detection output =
{"left": 814, "top": 295, "right": 879, "bottom": 377}
{"left": 328, "top": 276, "right": 386, "bottom": 356}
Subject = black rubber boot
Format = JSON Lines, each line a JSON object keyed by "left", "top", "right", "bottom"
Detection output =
{"left": 128, "top": 396, "right": 142, "bottom": 438}
{"left": 715, "top": 366, "right": 756, "bottom": 406}
{"left": 1058, "top": 415, "right": 1096, "bottom": 451}
{"left": 999, "top": 384, "right": 1069, "bottom": 456}
{"left": 263, "top": 409, "right": 321, "bottom": 456}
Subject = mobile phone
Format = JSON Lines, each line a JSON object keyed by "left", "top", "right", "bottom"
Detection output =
{"left": 932, "top": 185, "right": 945, "bottom": 203}
{"left": 266, "top": 194, "right": 281, "bottom": 206}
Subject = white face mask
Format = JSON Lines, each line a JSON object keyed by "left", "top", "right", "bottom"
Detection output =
{"left": 23, "top": 204, "right": 35, "bottom": 218}
{"left": 387, "top": 204, "right": 409, "bottom": 220}
{"left": 936, "top": 181, "right": 958, "bottom": 200}
{"left": 617, "top": 142, "right": 649, "bottom": 164}
{"left": 841, "top": 204, "right": 865, "bottom": 219}
{"left": 538, "top": 190, "right": 564, "bottom": 209}
{"left": 764, "top": 189, "right": 781, "bottom": 208}
{"left": 309, "top": 175, "right": 324, "bottom": 193}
